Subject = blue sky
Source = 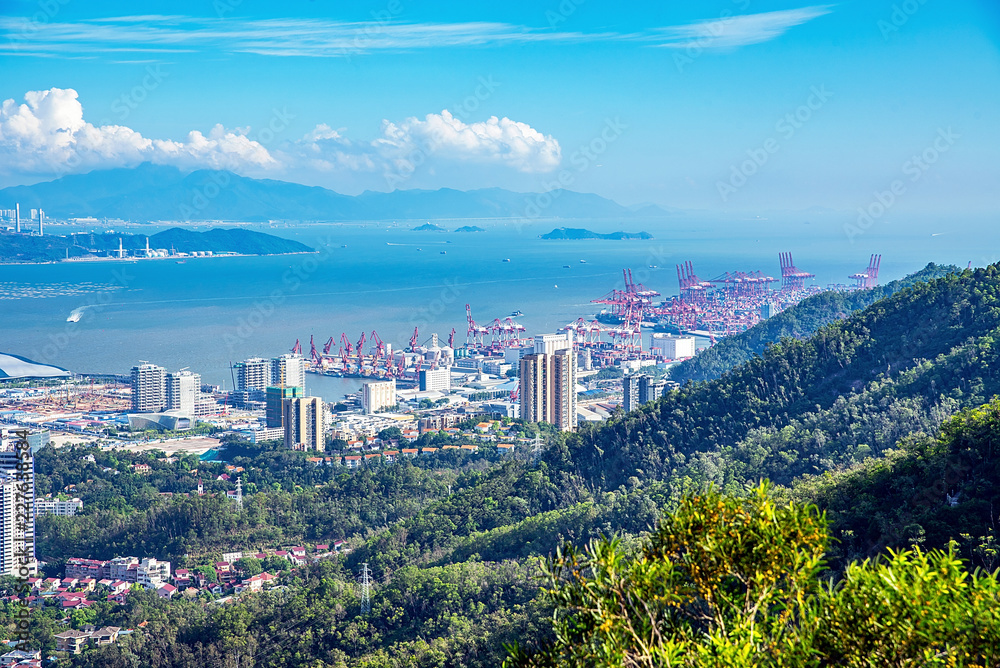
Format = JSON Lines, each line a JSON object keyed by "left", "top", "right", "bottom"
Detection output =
{"left": 1, "top": 0, "right": 998, "bottom": 213}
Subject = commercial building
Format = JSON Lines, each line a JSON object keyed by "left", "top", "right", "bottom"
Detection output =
{"left": 266, "top": 385, "right": 303, "bottom": 428}
{"left": 165, "top": 370, "right": 200, "bottom": 416}
{"left": 639, "top": 376, "right": 669, "bottom": 404}
{"left": 519, "top": 333, "right": 577, "bottom": 431}
{"left": 419, "top": 368, "right": 451, "bottom": 392}
{"left": 362, "top": 380, "right": 396, "bottom": 414}
{"left": 283, "top": 396, "right": 324, "bottom": 451}
{"left": 623, "top": 373, "right": 642, "bottom": 412}
{"left": 650, "top": 334, "right": 696, "bottom": 360}
{"left": 271, "top": 354, "right": 305, "bottom": 389}
{"left": 0, "top": 471, "right": 36, "bottom": 577}
{"left": 234, "top": 358, "right": 271, "bottom": 393}
{"left": 131, "top": 362, "right": 166, "bottom": 412}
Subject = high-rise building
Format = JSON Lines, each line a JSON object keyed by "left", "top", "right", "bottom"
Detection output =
{"left": 14, "top": 203, "right": 19, "bottom": 234}
{"left": 418, "top": 368, "right": 451, "bottom": 392}
{"left": 271, "top": 354, "right": 305, "bottom": 388}
{"left": 131, "top": 363, "right": 166, "bottom": 412}
{"left": 282, "top": 396, "right": 324, "bottom": 451}
{"left": 165, "top": 370, "right": 200, "bottom": 416}
{"left": 623, "top": 373, "right": 642, "bottom": 412}
{"left": 519, "top": 333, "right": 577, "bottom": 431}
{"left": 639, "top": 376, "right": 668, "bottom": 404}
{"left": 362, "top": 380, "right": 396, "bottom": 414}
{"left": 266, "top": 385, "right": 302, "bottom": 428}
{"left": 0, "top": 433, "right": 35, "bottom": 577}
{"left": 234, "top": 358, "right": 271, "bottom": 392}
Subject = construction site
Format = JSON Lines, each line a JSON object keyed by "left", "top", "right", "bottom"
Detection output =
{"left": 297, "top": 253, "right": 882, "bottom": 381}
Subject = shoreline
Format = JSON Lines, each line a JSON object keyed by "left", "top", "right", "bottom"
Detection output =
{"left": 0, "top": 250, "right": 318, "bottom": 266}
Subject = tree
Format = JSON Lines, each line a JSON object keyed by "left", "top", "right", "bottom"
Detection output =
{"left": 235, "top": 557, "right": 263, "bottom": 577}
{"left": 194, "top": 566, "right": 218, "bottom": 584}
{"left": 379, "top": 427, "right": 403, "bottom": 442}
{"left": 507, "top": 484, "right": 1000, "bottom": 667}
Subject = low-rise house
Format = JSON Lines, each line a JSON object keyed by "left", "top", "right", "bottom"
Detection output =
{"left": 461, "top": 444, "right": 478, "bottom": 452}
{"left": 157, "top": 584, "right": 177, "bottom": 599}
{"left": 131, "top": 463, "right": 151, "bottom": 475}
{"left": 421, "top": 447, "right": 438, "bottom": 455}
{"left": 401, "top": 448, "right": 418, "bottom": 458}
{"left": 497, "top": 443, "right": 516, "bottom": 455}
{"left": 382, "top": 450, "right": 398, "bottom": 462}
{"left": 54, "top": 629, "right": 90, "bottom": 654}
{"left": 89, "top": 626, "right": 121, "bottom": 646}
{"left": 0, "top": 648, "right": 42, "bottom": 666}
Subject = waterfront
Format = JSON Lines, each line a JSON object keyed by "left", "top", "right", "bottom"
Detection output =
{"left": 1, "top": 215, "right": 992, "bottom": 402}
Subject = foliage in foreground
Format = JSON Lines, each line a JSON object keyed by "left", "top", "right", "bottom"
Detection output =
{"left": 507, "top": 485, "right": 1000, "bottom": 667}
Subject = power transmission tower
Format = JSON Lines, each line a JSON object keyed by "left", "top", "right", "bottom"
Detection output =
{"left": 358, "top": 562, "right": 372, "bottom": 614}
{"left": 532, "top": 434, "right": 543, "bottom": 465}
{"left": 234, "top": 477, "right": 243, "bottom": 510}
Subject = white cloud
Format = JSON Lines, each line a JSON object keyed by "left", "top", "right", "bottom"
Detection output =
{"left": 0, "top": 88, "right": 561, "bottom": 185}
{"left": 0, "top": 10, "right": 831, "bottom": 59}
{"left": 0, "top": 88, "right": 277, "bottom": 176}
{"left": 654, "top": 6, "right": 833, "bottom": 50}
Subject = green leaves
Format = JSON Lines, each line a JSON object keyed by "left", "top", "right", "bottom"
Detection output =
{"left": 509, "top": 485, "right": 1000, "bottom": 667}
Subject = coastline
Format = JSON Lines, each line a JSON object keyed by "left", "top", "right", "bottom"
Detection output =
{"left": 0, "top": 250, "right": 319, "bottom": 266}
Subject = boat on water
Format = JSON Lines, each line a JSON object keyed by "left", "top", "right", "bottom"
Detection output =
{"left": 503, "top": 258, "right": 511, "bottom": 263}
{"left": 510, "top": 310, "right": 524, "bottom": 317}
{"left": 176, "top": 260, "right": 186, "bottom": 264}
{"left": 563, "top": 264, "right": 571, "bottom": 268}
{"left": 440, "top": 251, "right": 447, "bottom": 254}
{"left": 579, "top": 259, "right": 587, "bottom": 263}
{"left": 66, "top": 309, "right": 83, "bottom": 323}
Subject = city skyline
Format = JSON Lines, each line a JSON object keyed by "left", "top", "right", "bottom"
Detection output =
{"left": 1, "top": 1, "right": 997, "bottom": 213}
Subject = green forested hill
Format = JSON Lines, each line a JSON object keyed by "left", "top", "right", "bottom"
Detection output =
{"left": 669, "top": 262, "right": 961, "bottom": 384}
{"left": 791, "top": 398, "right": 1000, "bottom": 571}
{"left": 559, "top": 264, "right": 1000, "bottom": 491}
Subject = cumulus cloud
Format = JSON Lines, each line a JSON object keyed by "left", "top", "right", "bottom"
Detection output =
{"left": 0, "top": 89, "right": 562, "bottom": 187}
{"left": 0, "top": 88, "right": 276, "bottom": 177}
{"left": 291, "top": 111, "right": 561, "bottom": 182}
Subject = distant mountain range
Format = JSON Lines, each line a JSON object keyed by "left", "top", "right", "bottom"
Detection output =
{"left": 0, "top": 163, "right": 671, "bottom": 222}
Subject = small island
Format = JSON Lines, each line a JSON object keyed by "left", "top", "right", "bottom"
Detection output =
{"left": 411, "top": 223, "right": 448, "bottom": 232}
{"left": 454, "top": 226, "right": 485, "bottom": 233}
{"left": 541, "top": 227, "right": 653, "bottom": 240}
{"left": 0, "top": 227, "right": 314, "bottom": 264}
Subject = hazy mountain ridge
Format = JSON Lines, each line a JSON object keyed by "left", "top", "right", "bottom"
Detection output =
{"left": 0, "top": 163, "right": 669, "bottom": 222}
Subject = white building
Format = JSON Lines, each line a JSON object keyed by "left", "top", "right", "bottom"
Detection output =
{"left": 35, "top": 497, "right": 83, "bottom": 517}
{"left": 419, "top": 368, "right": 451, "bottom": 392}
{"left": 136, "top": 557, "right": 171, "bottom": 589}
{"left": 0, "top": 471, "right": 36, "bottom": 577}
{"left": 651, "top": 334, "right": 696, "bottom": 360}
{"left": 131, "top": 362, "right": 166, "bottom": 412}
{"left": 166, "top": 370, "right": 200, "bottom": 416}
{"left": 234, "top": 358, "right": 271, "bottom": 392}
{"left": 271, "top": 354, "right": 305, "bottom": 388}
{"left": 362, "top": 380, "right": 396, "bottom": 414}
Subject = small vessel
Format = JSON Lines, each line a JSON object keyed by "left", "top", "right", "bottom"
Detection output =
{"left": 440, "top": 251, "right": 447, "bottom": 255}
{"left": 66, "top": 308, "right": 84, "bottom": 323}
{"left": 510, "top": 310, "right": 524, "bottom": 317}
{"left": 176, "top": 260, "right": 186, "bottom": 264}
{"left": 503, "top": 258, "right": 511, "bottom": 263}
{"left": 580, "top": 259, "right": 587, "bottom": 263}
{"left": 563, "top": 265, "right": 571, "bottom": 268}
{"left": 649, "top": 265, "right": 658, "bottom": 269}
{"left": 341, "top": 244, "right": 348, "bottom": 248}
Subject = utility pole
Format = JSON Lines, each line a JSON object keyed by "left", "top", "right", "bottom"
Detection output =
{"left": 358, "top": 562, "right": 372, "bottom": 615}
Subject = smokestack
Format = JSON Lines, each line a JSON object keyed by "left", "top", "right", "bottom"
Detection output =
{"left": 14, "top": 203, "right": 20, "bottom": 233}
